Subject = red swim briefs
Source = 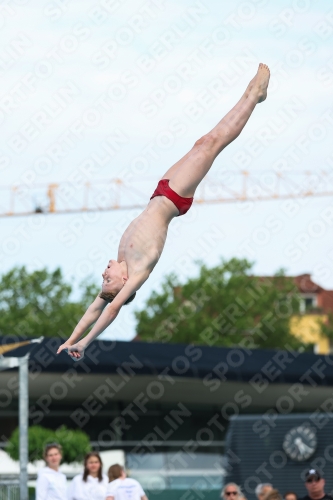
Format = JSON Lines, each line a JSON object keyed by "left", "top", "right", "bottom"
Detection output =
{"left": 150, "top": 179, "right": 193, "bottom": 216}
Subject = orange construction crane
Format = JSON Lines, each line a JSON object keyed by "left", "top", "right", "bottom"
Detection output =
{"left": 1, "top": 170, "right": 332, "bottom": 217}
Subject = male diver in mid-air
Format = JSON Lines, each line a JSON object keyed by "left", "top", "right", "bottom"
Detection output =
{"left": 57, "top": 63, "right": 270, "bottom": 361}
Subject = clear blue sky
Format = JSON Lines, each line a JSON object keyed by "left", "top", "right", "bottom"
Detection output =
{"left": 1, "top": 0, "right": 333, "bottom": 339}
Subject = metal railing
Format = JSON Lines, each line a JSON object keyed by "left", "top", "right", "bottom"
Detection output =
{"left": 0, "top": 481, "right": 20, "bottom": 500}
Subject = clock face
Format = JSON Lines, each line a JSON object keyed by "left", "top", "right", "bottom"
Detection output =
{"left": 283, "top": 425, "right": 317, "bottom": 462}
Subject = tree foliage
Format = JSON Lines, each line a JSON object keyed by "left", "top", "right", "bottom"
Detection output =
{"left": 135, "top": 258, "right": 305, "bottom": 349}
{"left": 0, "top": 267, "right": 99, "bottom": 339}
{"left": 320, "top": 312, "right": 333, "bottom": 341}
{"left": 7, "top": 425, "right": 91, "bottom": 463}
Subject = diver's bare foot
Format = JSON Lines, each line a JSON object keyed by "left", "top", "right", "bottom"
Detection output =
{"left": 249, "top": 63, "right": 270, "bottom": 103}
{"left": 243, "top": 75, "right": 256, "bottom": 99}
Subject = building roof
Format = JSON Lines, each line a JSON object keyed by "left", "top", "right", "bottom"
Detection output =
{"left": 257, "top": 273, "right": 324, "bottom": 293}
{"left": 293, "top": 273, "right": 324, "bottom": 293}
{"left": 257, "top": 274, "right": 333, "bottom": 313}
{"left": 2, "top": 335, "right": 333, "bottom": 384}
{"left": 1, "top": 336, "right": 333, "bottom": 411}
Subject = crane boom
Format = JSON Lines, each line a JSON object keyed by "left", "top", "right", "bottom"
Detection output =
{"left": 1, "top": 170, "right": 332, "bottom": 217}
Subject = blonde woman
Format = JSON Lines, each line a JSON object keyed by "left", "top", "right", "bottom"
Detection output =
{"left": 36, "top": 443, "right": 67, "bottom": 500}
{"left": 106, "top": 464, "right": 148, "bottom": 500}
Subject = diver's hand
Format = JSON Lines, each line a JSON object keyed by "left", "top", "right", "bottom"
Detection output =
{"left": 57, "top": 341, "right": 73, "bottom": 355}
{"left": 64, "top": 342, "right": 86, "bottom": 362}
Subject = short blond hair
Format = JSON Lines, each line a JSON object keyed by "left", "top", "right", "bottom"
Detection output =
{"left": 99, "top": 291, "right": 136, "bottom": 305}
{"left": 265, "top": 490, "right": 282, "bottom": 500}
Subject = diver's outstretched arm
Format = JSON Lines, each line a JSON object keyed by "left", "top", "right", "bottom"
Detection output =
{"left": 56, "top": 295, "right": 107, "bottom": 354}
{"left": 65, "top": 272, "right": 149, "bottom": 361}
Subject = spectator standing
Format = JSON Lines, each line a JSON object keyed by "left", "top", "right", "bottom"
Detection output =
{"left": 256, "top": 484, "right": 274, "bottom": 500}
{"left": 36, "top": 443, "right": 67, "bottom": 500}
{"left": 221, "top": 483, "right": 243, "bottom": 500}
{"left": 284, "top": 492, "right": 298, "bottom": 500}
{"left": 68, "top": 452, "right": 108, "bottom": 500}
{"left": 299, "top": 469, "right": 333, "bottom": 500}
{"left": 106, "top": 464, "right": 148, "bottom": 500}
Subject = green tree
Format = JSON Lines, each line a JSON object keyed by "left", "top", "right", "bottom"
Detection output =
{"left": 135, "top": 258, "right": 305, "bottom": 349}
{"left": 7, "top": 425, "right": 91, "bottom": 463}
{"left": 0, "top": 267, "right": 99, "bottom": 339}
{"left": 320, "top": 312, "right": 333, "bottom": 344}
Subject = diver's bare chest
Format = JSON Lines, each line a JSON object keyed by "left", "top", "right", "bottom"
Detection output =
{"left": 118, "top": 217, "right": 167, "bottom": 265}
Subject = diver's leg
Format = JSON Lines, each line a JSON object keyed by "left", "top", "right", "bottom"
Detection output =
{"left": 162, "top": 63, "right": 270, "bottom": 198}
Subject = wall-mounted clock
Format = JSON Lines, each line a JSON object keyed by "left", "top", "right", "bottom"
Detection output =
{"left": 283, "top": 425, "right": 317, "bottom": 462}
